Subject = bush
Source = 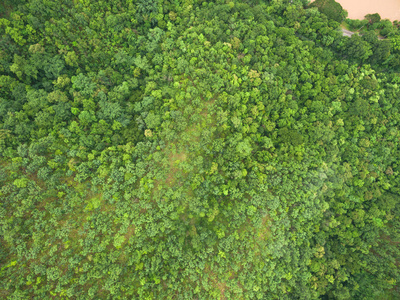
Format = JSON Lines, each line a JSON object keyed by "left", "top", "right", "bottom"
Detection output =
{"left": 309, "top": 0, "right": 348, "bottom": 23}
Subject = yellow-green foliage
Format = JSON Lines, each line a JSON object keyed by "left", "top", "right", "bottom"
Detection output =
{"left": 0, "top": 0, "right": 399, "bottom": 299}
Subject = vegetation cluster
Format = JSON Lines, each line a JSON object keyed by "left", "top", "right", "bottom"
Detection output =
{"left": 309, "top": 0, "right": 347, "bottom": 23}
{"left": 0, "top": 0, "right": 399, "bottom": 299}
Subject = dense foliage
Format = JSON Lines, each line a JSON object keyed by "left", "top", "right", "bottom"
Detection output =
{"left": 345, "top": 13, "right": 400, "bottom": 68}
{"left": 309, "top": 0, "right": 347, "bottom": 23}
{"left": 0, "top": 0, "right": 399, "bottom": 299}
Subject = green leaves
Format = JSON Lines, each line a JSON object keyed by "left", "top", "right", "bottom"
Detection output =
{"left": 144, "top": 112, "right": 161, "bottom": 129}
{"left": 1, "top": 0, "right": 400, "bottom": 299}
{"left": 236, "top": 139, "right": 252, "bottom": 157}
{"left": 13, "top": 177, "right": 28, "bottom": 188}
{"left": 78, "top": 110, "right": 97, "bottom": 126}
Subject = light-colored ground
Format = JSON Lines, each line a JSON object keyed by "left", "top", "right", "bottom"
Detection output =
{"left": 310, "top": 0, "right": 400, "bottom": 21}
{"left": 341, "top": 28, "right": 355, "bottom": 36}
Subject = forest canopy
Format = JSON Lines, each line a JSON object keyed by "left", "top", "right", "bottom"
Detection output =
{"left": 0, "top": 0, "right": 399, "bottom": 299}
{"left": 309, "top": 0, "right": 347, "bottom": 23}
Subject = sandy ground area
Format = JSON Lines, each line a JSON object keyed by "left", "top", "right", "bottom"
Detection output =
{"left": 310, "top": 0, "right": 400, "bottom": 21}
